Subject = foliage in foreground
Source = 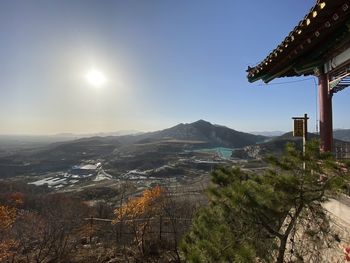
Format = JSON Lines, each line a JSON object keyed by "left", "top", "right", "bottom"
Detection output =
{"left": 113, "top": 185, "right": 164, "bottom": 255}
{"left": 0, "top": 188, "right": 90, "bottom": 263}
{"left": 181, "top": 140, "right": 349, "bottom": 262}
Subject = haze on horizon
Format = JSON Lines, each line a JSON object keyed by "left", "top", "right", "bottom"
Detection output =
{"left": 1, "top": 0, "right": 350, "bottom": 135}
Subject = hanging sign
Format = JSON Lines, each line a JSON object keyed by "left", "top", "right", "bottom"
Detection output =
{"left": 293, "top": 119, "right": 304, "bottom": 137}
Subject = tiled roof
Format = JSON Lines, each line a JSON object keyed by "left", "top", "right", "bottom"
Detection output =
{"left": 247, "top": 0, "right": 350, "bottom": 83}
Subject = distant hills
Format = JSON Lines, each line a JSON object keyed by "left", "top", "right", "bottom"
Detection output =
{"left": 249, "top": 131, "right": 286, "bottom": 137}
{"left": 0, "top": 120, "right": 268, "bottom": 159}
{"left": 2, "top": 126, "right": 349, "bottom": 149}
{"left": 250, "top": 129, "right": 350, "bottom": 142}
{"left": 232, "top": 131, "right": 350, "bottom": 159}
{"left": 0, "top": 130, "right": 142, "bottom": 148}
{"left": 1, "top": 121, "right": 350, "bottom": 177}
{"left": 33, "top": 125, "right": 349, "bottom": 163}
{"left": 334, "top": 129, "right": 350, "bottom": 142}
{"left": 58, "top": 120, "right": 267, "bottom": 150}
{"left": 0, "top": 120, "right": 268, "bottom": 177}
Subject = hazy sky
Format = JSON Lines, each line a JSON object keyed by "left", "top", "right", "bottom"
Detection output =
{"left": 1, "top": 0, "right": 349, "bottom": 135}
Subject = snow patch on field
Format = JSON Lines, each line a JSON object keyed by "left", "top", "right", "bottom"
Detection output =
{"left": 29, "top": 177, "right": 67, "bottom": 186}
{"left": 93, "top": 170, "right": 112, "bottom": 181}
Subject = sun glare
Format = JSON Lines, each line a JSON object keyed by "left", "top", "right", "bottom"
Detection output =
{"left": 85, "top": 69, "right": 107, "bottom": 87}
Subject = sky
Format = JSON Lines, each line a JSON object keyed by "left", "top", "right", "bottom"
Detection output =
{"left": 1, "top": 0, "right": 349, "bottom": 135}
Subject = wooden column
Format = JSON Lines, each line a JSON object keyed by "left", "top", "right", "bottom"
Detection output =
{"left": 318, "top": 73, "right": 333, "bottom": 152}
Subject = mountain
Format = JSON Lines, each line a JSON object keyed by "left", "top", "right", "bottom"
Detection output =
{"left": 137, "top": 120, "right": 267, "bottom": 148}
{"left": 333, "top": 129, "right": 350, "bottom": 142}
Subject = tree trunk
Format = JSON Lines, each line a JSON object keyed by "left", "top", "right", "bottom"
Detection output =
{"left": 276, "top": 236, "right": 288, "bottom": 263}
{"left": 276, "top": 205, "right": 303, "bottom": 263}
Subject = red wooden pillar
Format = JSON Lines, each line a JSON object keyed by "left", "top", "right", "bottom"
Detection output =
{"left": 318, "top": 73, "right": 333, "bottom": 152}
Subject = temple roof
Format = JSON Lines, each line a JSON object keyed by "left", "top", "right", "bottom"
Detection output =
{"left": 247, "top": 0, "right": 350, "bottom": 83}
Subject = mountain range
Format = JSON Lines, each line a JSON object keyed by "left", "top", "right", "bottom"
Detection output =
{"left": 1, "top": 120, "right": 350, "bottom": 177}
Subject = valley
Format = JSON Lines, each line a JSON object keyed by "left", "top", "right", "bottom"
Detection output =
{"left": 2, "top": 120, "right": 350, "bottom": 198}
{"left": 0, "top": 120, "right": 264, "bottom": 196}
{"left": 2, "top": 120, "right": 350, "bottom": 206}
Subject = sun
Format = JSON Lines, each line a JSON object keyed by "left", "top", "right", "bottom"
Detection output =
{"left": 85, "top": 69, "right": 107, "bottom": 87}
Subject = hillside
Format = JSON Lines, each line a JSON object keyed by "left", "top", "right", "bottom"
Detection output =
{"left": 137, "top": 120, "right": 266, "bottom": 148}
{"left": 232, "top": 132, "right": 350, "bottom": 159}
{"left": 334, "top": 129, "right": 350, "bottom": 142}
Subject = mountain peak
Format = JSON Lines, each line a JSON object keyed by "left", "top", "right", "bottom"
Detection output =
{"left": 190, "top": 120, "right": 214, "bottom": 131}
{"left": 192, "top": 119, "right": 212, "bottom": 125}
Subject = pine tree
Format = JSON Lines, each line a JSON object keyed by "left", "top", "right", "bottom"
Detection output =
{"left": 181, "top": 140, "right": 349, "bottom": 262}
